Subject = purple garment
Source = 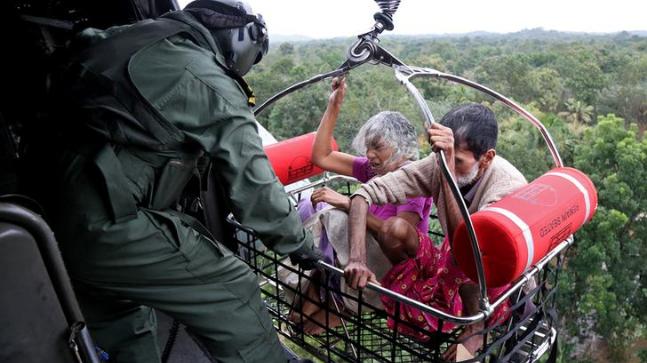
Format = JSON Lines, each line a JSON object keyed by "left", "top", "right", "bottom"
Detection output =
{"left": 296, "top": 197, "right": 340, "bottom": 302}
{"left": 352, "top": 157, "right": 433, "bottom": 233}
{"left": 297, "top": 195, "right": 329, "bottom": 222}
{"left": 296, "top": 197, "right": 334, "bottom": 264}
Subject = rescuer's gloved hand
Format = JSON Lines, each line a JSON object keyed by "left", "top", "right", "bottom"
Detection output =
{"left": 289, "top": 239, "right": 324, "bottom": 270}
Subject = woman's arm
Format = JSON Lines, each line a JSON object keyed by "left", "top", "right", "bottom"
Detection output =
{"left": 377, "top": 216, "right": 420, "bottom": 262}
{"left": 311, "top": 77, "right": 355, "bottom": 176}
{"left": 366, "top": 211, "right": 419, "bottom": 236}
{"left": 367, "top": 210, "right": 420, "bottom": 261}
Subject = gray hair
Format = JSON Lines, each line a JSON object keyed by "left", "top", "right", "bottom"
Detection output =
{"left": 351, "top": 111, "right": 419, "bottom": 162}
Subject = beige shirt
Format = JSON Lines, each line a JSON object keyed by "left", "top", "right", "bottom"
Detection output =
{"left": 353, "top": 153, "right": 528, "bottom": 235}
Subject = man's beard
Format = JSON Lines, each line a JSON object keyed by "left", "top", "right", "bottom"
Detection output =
{"left": 456, "top": 162, "right": 480, "bottom": 188}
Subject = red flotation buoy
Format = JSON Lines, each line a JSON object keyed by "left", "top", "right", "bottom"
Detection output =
{"left": 453, "top": 167, "right": 598, "bottom": 287}
{"left": 264, "top": 132, "right": 339, "bottom": 185}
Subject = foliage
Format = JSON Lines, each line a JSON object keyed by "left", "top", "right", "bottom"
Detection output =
{"left": 558, "top": 115, "right": 647, "bottom": 361}
{"left": 493, "top": 113, "right": 646, "bottom": 361}
{"left": 559, "top": 98, "right": 594, "bottom": 125}
{"left": 639, "top": 349, "right": 647, "bottom": 363}
{"left": 249, "top": 33, "right": 646, "bottom": 140}
{"left": 246, "top": 32, "right": 647, "bottom": 362}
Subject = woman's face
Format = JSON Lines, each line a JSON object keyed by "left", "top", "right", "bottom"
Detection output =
{"left": 366, "top": 138, "right": 400, "bottom": 175}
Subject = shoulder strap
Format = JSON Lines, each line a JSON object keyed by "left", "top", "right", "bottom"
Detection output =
{"left": 162, "top": 11, "right": 257, "bottom": 106}
{"left": 74, "top": 17, "right": 201, "bottom": 150}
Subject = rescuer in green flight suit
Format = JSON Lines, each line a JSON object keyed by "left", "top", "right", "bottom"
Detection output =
{"left": 44, "top": 1, "right": 321, "bottom": 362}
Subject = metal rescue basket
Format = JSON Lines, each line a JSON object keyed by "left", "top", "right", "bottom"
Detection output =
{"left": 229, "top": 1, "right": 571, "bottom": 361}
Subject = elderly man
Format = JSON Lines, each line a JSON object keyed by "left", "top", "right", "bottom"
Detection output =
{"left": 345, "top": 103, "right": 527, "bottom": 356}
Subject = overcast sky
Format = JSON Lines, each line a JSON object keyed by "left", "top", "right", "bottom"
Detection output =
{"left": 177, "top": 0, "right": 646, "bottom": 38}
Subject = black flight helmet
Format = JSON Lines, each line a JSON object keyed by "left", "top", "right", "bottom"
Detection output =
{"left": 185, "top": 0, "right": 268, "bottom": 76}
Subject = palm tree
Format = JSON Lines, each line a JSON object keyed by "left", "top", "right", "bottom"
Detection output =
{"left": 559, "top": 98, "right": 594, "bottom": 125}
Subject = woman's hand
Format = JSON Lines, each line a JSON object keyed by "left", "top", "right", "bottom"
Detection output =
{"left": 310, "top": 186, "right": 350, "bottom": 211}
{"left": 328, "top": 76, "right": 346, "bottom": 110}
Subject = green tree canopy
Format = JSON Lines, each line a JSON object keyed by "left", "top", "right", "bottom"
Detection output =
{"left": 559, "top": 114, "right": 647, "bottom": 361}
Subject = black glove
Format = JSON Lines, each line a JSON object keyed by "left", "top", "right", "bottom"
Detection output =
{"left": 289, "top": 240, "right": 324, "bottom": 270}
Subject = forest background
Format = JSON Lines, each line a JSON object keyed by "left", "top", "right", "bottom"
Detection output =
{"left": 246, "top": 29, "right": 647, "bottom": 362}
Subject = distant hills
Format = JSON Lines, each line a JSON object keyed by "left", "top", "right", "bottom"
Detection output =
{"left": 270, "top": 28, "right": 647, "bottom": 44}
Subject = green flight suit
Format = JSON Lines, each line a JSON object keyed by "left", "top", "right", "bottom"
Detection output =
{"left": 48, "top": 11, "right": 310, "bottom": 363}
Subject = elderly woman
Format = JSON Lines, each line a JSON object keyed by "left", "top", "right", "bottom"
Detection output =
{"left": 291, "top": 77, "right": 433, "bottom": 333}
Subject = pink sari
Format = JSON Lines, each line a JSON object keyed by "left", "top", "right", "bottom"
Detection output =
{"left": 381, "top": 232, "right": 510, "bottom": 341}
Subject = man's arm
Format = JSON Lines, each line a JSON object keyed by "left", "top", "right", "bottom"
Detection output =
{"left": 208, "top": 108, "right": 311, "bottom": 255}
{"left": 345, "top": 198, "right": 420, "bottom": 289}
{"left": 136, "top": 39, "right": 315, "bottom": 258}
{"left": 345, "top": 195, "right": 377, "bottom": 289}
{"left": 353, "top": 154, "right": 440, "bottom": 207}
{"left": 426, "top": 122, "right": 461, "bottom": 243}
{"left": 353, "top": 122, "right": 464, "bottom": 241}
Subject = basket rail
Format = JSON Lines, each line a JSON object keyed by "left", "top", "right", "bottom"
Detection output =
{"left": 279, "top": 173, "right": 573, "bottom": 325}
{"left": 229, "top": 217, "right": 564, "bottom": 362}
{"left": 287, "top": 173, "right": 358, "bottom": 201}
{"left": 227, "top": 209, "right": 572, "bottom": 326}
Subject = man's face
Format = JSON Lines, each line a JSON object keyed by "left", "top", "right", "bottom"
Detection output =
{"left": 454, "top": 143, "right": 494, "bottom": 187}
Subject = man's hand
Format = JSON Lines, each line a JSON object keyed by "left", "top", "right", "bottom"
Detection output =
{"left": 344, "top": 260, "right": 378, "bottom": 289}
{"left": 289, "top": 240, "right": 324, "bottom": 270}
{"left": 310, "top": 187, "right": 350, "bottom": 211}
{"left": 328, "top": 76, "right": 346, "bottom": 110}
{"left": 427, "top": 122, "right": 455, "bottom": 158}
